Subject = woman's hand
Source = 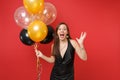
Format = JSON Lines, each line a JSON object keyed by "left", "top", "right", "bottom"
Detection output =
{"left": 76, "top": 32, "right": 87, "bottom": 46}
{"left": 35, "top": 49, "right": 43, "bottom": 57}
{"left": 34, "top": 43, "right": 43, "bottom": 57}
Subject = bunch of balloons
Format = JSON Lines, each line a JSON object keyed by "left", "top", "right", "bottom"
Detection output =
{"left": 14, "top": 0, "right": 56, "bottom": 46}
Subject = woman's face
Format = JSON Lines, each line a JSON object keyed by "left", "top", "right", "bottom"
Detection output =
{"left": 57, "top": 24, "right": 68, "bottom": 41}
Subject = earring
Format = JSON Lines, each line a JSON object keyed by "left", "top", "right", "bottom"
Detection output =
{"left": 66, "top": 34, "right": 69, "bottom": 38}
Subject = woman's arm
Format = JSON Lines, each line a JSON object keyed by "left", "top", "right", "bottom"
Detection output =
{"left": 71, "top": 32, "right": 87, "bottom": 61}
{"left": 35, "top": 44, "right": 55, "bottom": 63}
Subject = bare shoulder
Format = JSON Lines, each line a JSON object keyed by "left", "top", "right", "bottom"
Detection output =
{"left": 69, "top": 39, "right": 78, "bottom": 47}
{"left": 51, "top": 44, "right": 54, "bottom": 55}
{"left": 51, "top": 44, "right": 54, "bottom": 49}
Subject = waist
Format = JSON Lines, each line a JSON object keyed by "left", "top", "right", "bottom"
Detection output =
{"left": 53, "top": 65, "right": 74, "bottom": 75}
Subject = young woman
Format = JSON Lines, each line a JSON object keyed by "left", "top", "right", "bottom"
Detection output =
{"left": 35, "top": 22, "right": 87, "bottom": 80}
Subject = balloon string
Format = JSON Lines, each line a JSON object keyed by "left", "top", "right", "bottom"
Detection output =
{"left": 37, "top": 57, "right": 40, "bottom": 70}
{"left": 34, "top": 43, "right": 40, "bottom": 70}
{"left": 37, "top": 57, "right": 42, "bottom": 80}
{"left": 34, "top": 43, "right": 38, "bottom": 50}
{"left": 37, "top": 58, "right": 42, "bottom": 80}
{"left": 34, "top": 43, "right": 42, "bottom": 80}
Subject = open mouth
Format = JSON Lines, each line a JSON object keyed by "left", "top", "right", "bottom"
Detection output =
{"left": 59, "top": 34, "right": 65, "bottom": 38}
{"left": 60, "top": 34, "right": 64, "bottom": 36}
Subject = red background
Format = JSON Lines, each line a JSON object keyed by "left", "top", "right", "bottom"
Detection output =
{"left": 0, "top": 0, "right": 120, "bottom": 80}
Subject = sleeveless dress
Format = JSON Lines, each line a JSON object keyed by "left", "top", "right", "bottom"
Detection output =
{"left": 50, "top": 40, "right": 75, "bottom": 80}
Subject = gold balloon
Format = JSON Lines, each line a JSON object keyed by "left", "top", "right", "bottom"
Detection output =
{"left": 23, "top": 0, "right": 44, "bottom": 14}
{"left": 28, "top": 20, "right": 48, "bottom": 42}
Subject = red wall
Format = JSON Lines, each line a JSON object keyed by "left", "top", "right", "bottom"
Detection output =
{"left": 0, "top": 0, "right": 120, "bottom": 80}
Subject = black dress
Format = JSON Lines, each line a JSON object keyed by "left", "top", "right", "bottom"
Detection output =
{"left": 50, "top": 40, "right": 75, "bottom": 80}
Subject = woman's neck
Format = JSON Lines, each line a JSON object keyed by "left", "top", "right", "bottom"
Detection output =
{"left": 59, "top": 38, "right": 68, "bottom": 44}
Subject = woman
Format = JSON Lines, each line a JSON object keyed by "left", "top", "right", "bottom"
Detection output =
{"left": 35, "top": 22, "right": 87, "bottom": 80}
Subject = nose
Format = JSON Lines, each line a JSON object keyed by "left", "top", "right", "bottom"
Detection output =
{"left": 60, "top": 29, "right": 64, "bottom": 32}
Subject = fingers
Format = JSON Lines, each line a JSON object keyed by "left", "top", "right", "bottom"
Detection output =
{"left": 35, "top": 50, "right": 43, "bottom": 57}
{"left": 35, "top": 49, "right": 38, "bottom": 55}
{"left": 76, "top": 37, "right": 78, "bottom": 40}
{"left": 81, "top": 32, "right": 83, "bottom": 37}
{"left": 83, "top": 32, "right": 87, "bottom": 38}
{"left": 35, "top": 50, "right": 40, "bottom": 57}
{"left": 76, "top": 32, "right": 87, "bottom": 40}
{"left": 34, "top": 48, "right": 39, "bottom": 55}
{"left": 81, "top": 32, "right": 86, "bottom": 35}
{"left": 33, "top": 43, "right": 43, "bottom": 57}
{"left": 76, "top": 38, "right": 79, "bottom": 42}
{"left": 81, "top": 32, "right": 87, "bottom": 38}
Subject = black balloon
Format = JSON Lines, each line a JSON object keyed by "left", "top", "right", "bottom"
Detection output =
{"left": 40, "top": 25, "right": 54, "bottom": 44}
{"left": 19, "top": 29, "right": 35, "bottom": 46}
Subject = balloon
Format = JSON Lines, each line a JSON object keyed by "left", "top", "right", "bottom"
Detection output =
{"left": 37, "top": 2, "right": 57, "bottom": 25}
{"left": 19, "top": 29, "right": 35, "bottom": 46}
{"left": 14, "top": 6, "right": 32, "bottom": 29}
{"left": 40, "top": 25, "right": 54, "bottom": 44}
{"left": 23, "top": 0, "right": 44, "bottom": 14}
{"left": 28, "top": 20, "right": 48, "bottom": 42}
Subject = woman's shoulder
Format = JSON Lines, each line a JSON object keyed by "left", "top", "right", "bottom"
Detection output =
{"left": 69, "top": 39, "right": 77, "bottom": 46}
{"left": 51, "top": 43, "right": 54, "bottom": 48}
{"left": 69, "top": 39, "right": 77, "bottom": 43}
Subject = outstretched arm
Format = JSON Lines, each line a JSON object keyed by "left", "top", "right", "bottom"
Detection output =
{"left": 34, "top": 44, "right": 55, "bottom": 63}
{"left": 72, "top": 32, "right": 87, "bottom": 61}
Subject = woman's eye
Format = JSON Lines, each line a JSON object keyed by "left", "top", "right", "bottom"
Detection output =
{"left": 58, "top": 28, "right": 67, "bottom": 31}
{"left": 64, "top": 29, "right": 67, "bottom": 30}
{"left": 58, "top": 28, "right": 61, "bottom": 30}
